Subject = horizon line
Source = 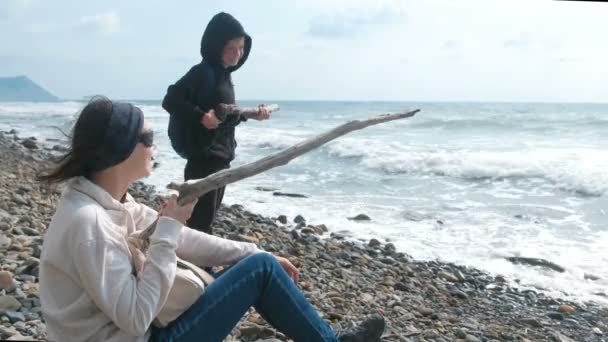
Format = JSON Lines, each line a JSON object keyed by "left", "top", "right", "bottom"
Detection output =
{"left": 61, "top": 98, "right": 608, "bottom": 105}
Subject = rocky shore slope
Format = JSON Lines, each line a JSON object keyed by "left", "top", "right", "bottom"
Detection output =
{"left": 0, "top": 129, "right": 606, "bottom": 341}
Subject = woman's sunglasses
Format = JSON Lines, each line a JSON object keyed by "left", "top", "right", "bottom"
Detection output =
{"left": 138, "top": 130, "right": 154, "bottom": 148}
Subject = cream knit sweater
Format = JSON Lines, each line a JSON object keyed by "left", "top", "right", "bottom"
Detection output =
{"left": 39, "top": 177, "right": 260, "bottom": 342}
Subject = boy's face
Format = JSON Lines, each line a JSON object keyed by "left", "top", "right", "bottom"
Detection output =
{"left": 222, "top": 37, "right": 245, "bottom": 67}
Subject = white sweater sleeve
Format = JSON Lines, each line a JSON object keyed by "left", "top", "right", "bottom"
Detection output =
{"left": 177, "top": 227, "right": 264, "bottom": 267}
{"left": 132, "top": 202, "right": 159, "bottom": 231}
{"left": 73, "top": 217, "right": 182, "bottom": 336}
{"left": 131, "top": 201, "right": 264, "bottom": 267}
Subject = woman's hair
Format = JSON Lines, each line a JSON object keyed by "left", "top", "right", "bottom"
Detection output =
{"left": 38, "top": 96, "right": 114, "bottom": 184}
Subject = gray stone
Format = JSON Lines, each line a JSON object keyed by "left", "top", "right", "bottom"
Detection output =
{"left": 0, "top": 208, "right": 10, "bottom": 221}
{"left": 7, "top": 334, "right": 35, "bottom": 341}
{"left": 0, "top": 236, "right": 11, "bottom": 249}
{"left": 520, "top": 318, "right": 543, "bottom": 328}
{"left": 293, "top": 215, "right": 306, "bottom": 224}
{"left": 465, "top": 335, "right": 481, "bottom": 342}
{"left": 272, "top": 192, "right": 308, "bottom": 198}
{"left": 348, "top": 214, "right": 371, "bottom": 221}
{"left": 0, "top": 325, "right": 19, "bottom": 337}
{"left": 418, "top": 307, "right": 433, "bottom": 316}
{"left": 19, "top": 227, "right": 38, "bottom": 236}
{"left": 368, "top": 239, "right": 381, "bottom": 248}
{"left": 11, "top": 194, "right": 28, "bottom": 206}
{"left": 0, "top": 296, "right": 21, "bottom": 311}
{"left": 239, "top": 323, "right": 275, "bottom": 338}
{"left": 547, "top": 312, "right": 564, "bottom": 320}
{"left": 450, "top": 289, "right": 468, "bottom": 299}
{"left": 361, "top": 293, "right": 374, "bottom": 303}
{"left": 550, "top": 331, "right": 577, "bottom": 342}
{"left": 454, "top": 328, "right": 468, "bottom": 338}
{"left": 439, "top": 271, "right": 459, "bottom": 282}
{"left": 21, "top": 139, "right": 38, "bottom": 150}
{"left": 5, "top": 311, "right": 25, "bottom": 323}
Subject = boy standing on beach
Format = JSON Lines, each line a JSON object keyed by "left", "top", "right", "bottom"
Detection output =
{"left": 162, "top": 12, "right": 271, "bottom": 235}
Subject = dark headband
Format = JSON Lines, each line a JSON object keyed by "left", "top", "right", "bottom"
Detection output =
{"left": 89, "top": 102, "right": 144, "bottom": 173}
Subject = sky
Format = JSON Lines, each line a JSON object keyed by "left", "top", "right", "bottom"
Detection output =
{"left": 0, "top": 0, "right": 606, "bottom": 102}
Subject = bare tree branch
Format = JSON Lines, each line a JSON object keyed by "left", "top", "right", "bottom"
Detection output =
{"left": 136, "top": 108, "right": 419, "bottom": 247}
{"left": 217, "top": 103, "right": 280, "bottom": 120}
{"left": 170, "top": 109, "right": 420, "bottom": 205}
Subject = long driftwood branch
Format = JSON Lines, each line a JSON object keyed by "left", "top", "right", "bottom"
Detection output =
{"left": 136, "top": 108, "right": 419, "bottom": 248}
{"left": 170, "top": 109, "right": 420, "bottom": 205}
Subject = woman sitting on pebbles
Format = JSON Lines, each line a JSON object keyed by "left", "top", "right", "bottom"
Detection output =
{"left": 37, "top": 97, "right": 385, "bottom": 342}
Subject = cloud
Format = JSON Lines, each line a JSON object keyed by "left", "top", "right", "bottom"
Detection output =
{"left": 9, "top": 0, "right": 32, "bottom": 8}
{"left": 503, "top": 37, "right": 532, "bottom": 49}
{"left": 441, "top": 40, "right": 459, "bottom": 51}
{"left": 24, "top": 22, "right": 53, "bottom": 34}
{"left": 75, "top": 12, "right": 120, "bottom": 34}
{"left": 306, "top": 2, "right": 405, "bottom": 39}
{"left": 503, "top": 32, "right": 560, "bottom": 52}
{"left": 0, "top": 0, "right": 33, "bottom": 19}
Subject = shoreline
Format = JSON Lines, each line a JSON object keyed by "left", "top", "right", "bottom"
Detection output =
{"left": 0, "top": 129, "right": 606, "bottom": 341}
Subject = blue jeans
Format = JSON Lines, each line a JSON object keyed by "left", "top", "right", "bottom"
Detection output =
{"left": 150, "top": 253, "right": 338, "bottom": 342}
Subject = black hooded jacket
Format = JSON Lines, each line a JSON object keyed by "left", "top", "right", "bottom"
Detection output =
{"left": 162, "top": 12, "right": 252, "bottom": 162}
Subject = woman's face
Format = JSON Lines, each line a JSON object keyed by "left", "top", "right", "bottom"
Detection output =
{"left": 122, "top": 120, "right": 155, "bottom": 182}
{"left": 222, "top": 37, "right": 245, "bottom": 67}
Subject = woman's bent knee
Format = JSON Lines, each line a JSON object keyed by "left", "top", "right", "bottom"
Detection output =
{"left": 248, "top": 252, "right": 275, "bottom": 265}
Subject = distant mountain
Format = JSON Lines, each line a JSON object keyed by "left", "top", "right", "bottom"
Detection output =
{"left": 0, "top": 76, "right": 59, "bottom": 102}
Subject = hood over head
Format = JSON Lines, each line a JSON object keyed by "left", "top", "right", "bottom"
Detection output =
{"left": 200, "top": 12, "right": 252, "bottom": 72}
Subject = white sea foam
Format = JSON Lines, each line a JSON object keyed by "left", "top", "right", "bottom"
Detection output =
{"left": 328, "top": 138, "right": 608, "bottom": 196}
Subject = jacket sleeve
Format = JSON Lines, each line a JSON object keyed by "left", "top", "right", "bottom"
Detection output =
{"left": 73, "top": 217, "right": 182, "bottom": 336}
{"left": 162, "top": 65, "right": 206, "bottom": 122}
{"left": 177, "top": 226, "right": 265, "bottom": 267}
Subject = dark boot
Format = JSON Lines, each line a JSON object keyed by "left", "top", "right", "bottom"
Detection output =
{"left": 337, "top": 314, "right": 385, "bottom": 342}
